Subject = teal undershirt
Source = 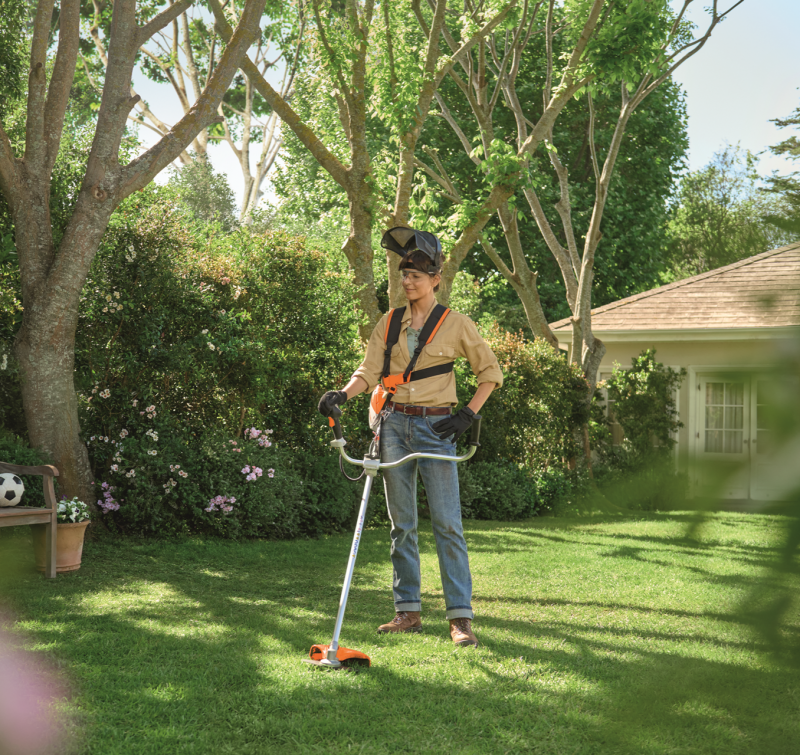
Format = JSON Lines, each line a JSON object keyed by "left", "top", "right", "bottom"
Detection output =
{"left": 407, "top": 326, "right": 421, "bottom": 358}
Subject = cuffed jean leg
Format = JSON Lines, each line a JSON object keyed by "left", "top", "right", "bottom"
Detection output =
{"left": 382, "top": 413, "right": 422, "bottom": 612}
{"left": 381, "top": 412, "right": 474, "bottom": 620}
{"left": 415, "top": 418, "right": 473, "bottom": 620}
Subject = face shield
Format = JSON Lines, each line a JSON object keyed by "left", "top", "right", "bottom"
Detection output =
{"left": 380, "top": 227, "right": 443, "bottom": 272}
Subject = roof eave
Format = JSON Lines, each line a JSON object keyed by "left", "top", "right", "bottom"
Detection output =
{"left": 551, "top": 325, "right": 800, "bottom": 344}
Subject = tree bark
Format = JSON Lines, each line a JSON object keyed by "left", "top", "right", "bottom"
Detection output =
{"left": 0, "top": 0, "right": 267, "bottom": 506}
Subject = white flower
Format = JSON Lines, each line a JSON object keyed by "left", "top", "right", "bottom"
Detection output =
{"left": 148, "top": 449, "right": 157, "bottom": 456}
{"left": 111, "top": 464, "right": 119, "bottom": 471}
{"left": 102, "top": 307, "right": 108, "bottom": 313}
{"left": 106, "top": 295, "right": 112, "bottom": 302}
{"left": 114, "top": 292, "right": 120, "bottom": 299}
{"left": 120, "top": 429, "right": 128, "bottom": 438}
{"left": 201, "top": 329, "right": 208, "bottom": 335}
{"left": 207, "top": 342, "right": 215, "bottom": 351}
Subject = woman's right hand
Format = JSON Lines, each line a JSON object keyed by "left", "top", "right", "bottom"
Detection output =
{"left": 318, "top": 390, "right": 348, "bottom": 417}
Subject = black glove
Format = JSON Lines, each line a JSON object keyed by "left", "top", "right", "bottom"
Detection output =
{"left": 318, "top": 390, "right": 348, "bottom": 417}
{"left": 432, "top": 406, "right": 475, "bottom": 443}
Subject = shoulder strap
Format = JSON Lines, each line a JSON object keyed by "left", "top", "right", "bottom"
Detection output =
{"left": 382, "top": 307, "right": 406, "bottom": 378}
{"left": 402, "top": 304, "right": 451, "bottom": 382}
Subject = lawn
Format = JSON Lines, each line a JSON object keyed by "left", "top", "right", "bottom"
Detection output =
{"left": 1, "top": 512, "right": 798, "bottom": 755}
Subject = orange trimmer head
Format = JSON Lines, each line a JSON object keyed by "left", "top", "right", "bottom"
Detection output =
{"left": 303, "top": 644, "right": 371, "bottom": 670}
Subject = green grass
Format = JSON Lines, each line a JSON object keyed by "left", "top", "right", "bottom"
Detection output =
{"left": 1, "top": 512, "right": 799, "bottom": 754}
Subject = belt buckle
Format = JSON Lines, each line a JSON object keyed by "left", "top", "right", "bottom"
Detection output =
{"left": 402, "top": 404, "right": 413, "bottom": 415}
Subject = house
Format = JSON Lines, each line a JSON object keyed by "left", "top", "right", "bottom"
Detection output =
{"left": 549, "top": 243, "right": 800, "bottom": 501}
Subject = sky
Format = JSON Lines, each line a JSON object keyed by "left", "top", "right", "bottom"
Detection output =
{"left": 131, "top": 0, "right": 800, "bottom": 208}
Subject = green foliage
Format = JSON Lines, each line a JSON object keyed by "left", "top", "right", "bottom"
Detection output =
{"left": 763, "top": 103, "right": 800, "bottom": 237}
{"left": 169, "top": 157, "right": 238, "bottom": 231}
{"left": 601, "top": 349, "right": 686, "bottom": 462}
{"left": 563, "top": 0, "right": 676, "bottom": 96}
{"left": 533, "top": 466, "right": 591, "bottom": 515}
{"left": 0, "top": 431, "right": 51, "bottom": 508}
{"left": 65, "top": 185, "right": 362, "bottom": 536}
{"left": 0, "top": 0, "right": 27, "bottom": 114}
{"left": 664, "top": 145, "right": 795, "bottom": 281}
{"left": 458, "top": 460, "right": 538, "bottom": 520}
{"left": 458, "top": 328, "right": 589, "bottom": 471}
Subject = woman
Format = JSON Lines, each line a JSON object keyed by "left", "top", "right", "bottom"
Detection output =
{"left": 318, "top": 228, "right": 503, "bottom": 648}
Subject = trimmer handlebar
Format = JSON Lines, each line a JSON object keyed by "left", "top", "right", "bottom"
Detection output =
{"left": 328, "top": 410, "right": 482, "bottom": 469}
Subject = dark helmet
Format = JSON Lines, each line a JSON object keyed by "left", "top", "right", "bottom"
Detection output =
{"left": 380, "top": 227, "right": 443, "bottom": 273}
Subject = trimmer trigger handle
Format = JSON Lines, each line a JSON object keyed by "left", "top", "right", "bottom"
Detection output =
{"left": 329, "top": 406, "right": 343, "bottom": 440}
{"left": 469, "top": 415, "right": 482, "bottom": 447}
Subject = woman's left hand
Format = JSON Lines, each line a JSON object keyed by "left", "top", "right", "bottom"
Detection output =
{"left": 432, "top": 406, "right": 475, "bottom": 442}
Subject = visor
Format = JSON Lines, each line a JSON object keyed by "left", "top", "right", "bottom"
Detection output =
{"left": 381, "top": 227, "right": 443, "bottom": 271}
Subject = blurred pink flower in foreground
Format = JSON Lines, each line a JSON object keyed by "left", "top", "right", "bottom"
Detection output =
{"left": 0, "top": 624, "right": 64, "bottom": 754}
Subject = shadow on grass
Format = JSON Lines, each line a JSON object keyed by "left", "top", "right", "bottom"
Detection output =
{"left": 1, "top": 516, "right": 798, "bottom": 754}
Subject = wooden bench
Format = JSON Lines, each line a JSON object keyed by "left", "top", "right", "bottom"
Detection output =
{"left": 0, "top": 462, "right": 59, "bottom": 578}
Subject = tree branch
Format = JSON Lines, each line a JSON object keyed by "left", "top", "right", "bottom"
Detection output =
{"left": 120, "top": 0, "right": 269, "bottom": 195}
{"left": 208, "top": 0, "right": 349, "bottom": 189}
{"left": 43, "top": 0, "right": 81, "bottom": 176}
{"left": 137, "top": 0, "right": 194, "bottom": 45}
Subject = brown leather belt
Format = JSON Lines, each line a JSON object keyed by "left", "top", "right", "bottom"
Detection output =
{"left": 387, "top": 402, "right": 451, "bottom": 417}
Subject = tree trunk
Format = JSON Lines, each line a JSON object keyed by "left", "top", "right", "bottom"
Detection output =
{"left": 15, "top": 321, "right": 94, "bottom": 504}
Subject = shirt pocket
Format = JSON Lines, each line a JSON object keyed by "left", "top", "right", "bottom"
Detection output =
{"left": 422, "top": 343, "right": 456, "bottom": 367}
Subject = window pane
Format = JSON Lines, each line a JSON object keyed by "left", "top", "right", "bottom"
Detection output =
{"left": 724, "top": 406, "right": 743, "bottom": 431}
{"left": 706, "top": 383, "right": 724, "bottom": 405}
{"left": 725, "top": 382, "right": 744, "bottom": 406}
{"left": 706, "top": 406, "right": 723, "bottom": 430}
{"left": 723, "top": 430, "right": 743, "bottom": 454}
{"left": 705, "top": 430, "right": 723, "bottom": 453}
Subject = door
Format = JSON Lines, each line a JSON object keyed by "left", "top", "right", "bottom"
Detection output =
{"left": 695, "top": 376, "right": 750, "bottom": 499}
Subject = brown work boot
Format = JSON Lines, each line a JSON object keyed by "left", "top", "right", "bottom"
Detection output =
{"left": 377, "top": 611, "right": 422, "bottom": 634}
{"left": 449, "top": 618, "right": 478, "bottom": 647}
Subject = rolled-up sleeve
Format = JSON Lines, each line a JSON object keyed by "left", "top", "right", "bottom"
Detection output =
{"left": 351, "top": 314, "right": 388, "bottom": 392}
{"left": 459, "top": 317, "right": 504, "bottom": 388}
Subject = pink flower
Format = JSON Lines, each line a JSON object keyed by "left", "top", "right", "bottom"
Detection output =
{"left": 241, "top": 466, "right": 250, "bottom": 474}
{"left": 258, "top": 437, "right": 272, "bottom": 448}
{"left": 268, "top": 469, "right": 275, "bottom": 478}
{"left": 253, "top": 467, "right": 263, "bottom": 477}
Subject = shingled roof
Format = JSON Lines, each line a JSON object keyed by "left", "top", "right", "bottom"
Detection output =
{"left": 550, "top": 243, "right": 800, "bottom": 332}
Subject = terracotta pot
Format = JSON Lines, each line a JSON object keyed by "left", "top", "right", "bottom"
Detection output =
{"left": 32, "top": 521, "right": 90, "bottom": 573}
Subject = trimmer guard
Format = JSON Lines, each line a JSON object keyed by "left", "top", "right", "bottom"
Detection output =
{"left": 306, "top": 644, "right": 371, "bottom": 668}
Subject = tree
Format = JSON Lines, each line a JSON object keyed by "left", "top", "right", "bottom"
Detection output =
{"left": 212, "top": 0, "right": 534, "bottom": 339}
{"left": 665, "top": 144, "right": 794, "bottom": 280}
{"left": 78, "top": 0, "right": 304, "bottom": 221}
{"left": 169, "top": 154, "right": 238, "bottom": 231}
{"left": 763, "top": 104, "right": 800, "bottom": 237}
{"left": 0, "top": 0, "right": 268, "bottom": 503}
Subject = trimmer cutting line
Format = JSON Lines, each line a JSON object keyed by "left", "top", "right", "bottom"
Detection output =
{"left": 303, "top": 406, "right": 482, "bottom": 670}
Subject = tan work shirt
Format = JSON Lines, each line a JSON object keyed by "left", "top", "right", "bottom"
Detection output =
{"left": 352, "top": 302, "right": 504, "bottom": 407}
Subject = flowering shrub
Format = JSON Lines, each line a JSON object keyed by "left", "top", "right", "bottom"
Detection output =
{"left": 57, "top": 497, "right": 90, "bottom": 523}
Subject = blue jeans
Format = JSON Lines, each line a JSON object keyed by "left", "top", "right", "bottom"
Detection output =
{"left": 380, "top": 411, "right": 473, "bottom": 620}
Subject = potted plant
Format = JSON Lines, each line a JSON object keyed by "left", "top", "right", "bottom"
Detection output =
{"left": 32, "top": 497, "right": 91, "bottom": 573}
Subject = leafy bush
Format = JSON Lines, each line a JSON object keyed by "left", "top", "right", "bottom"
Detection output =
{"left": 458, "top": 461, "right": 538, "bottom": 520}
{"left": 456, "top": 327, "right": 590, "bottom": 470}
{"left": 534, "top": 466, "right": 592, "bottom": 516}
{"left": 0, "top": 431, "right": 52, "bottom": 508}
{"left": 77, "top": 187, "right": 360, "bottom": 451}
{"left": 600, "top": 349, "right": 686, "bottom": 462}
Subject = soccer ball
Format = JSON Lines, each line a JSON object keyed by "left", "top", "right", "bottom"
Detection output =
{"left": 0, "top": 472, "right": 25, "bottom": 507}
